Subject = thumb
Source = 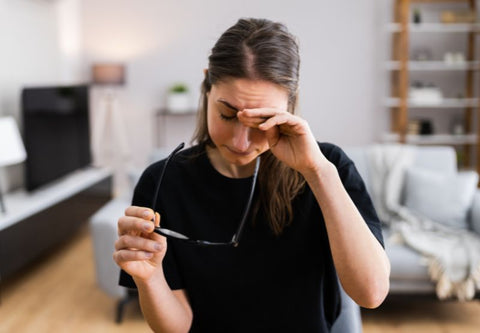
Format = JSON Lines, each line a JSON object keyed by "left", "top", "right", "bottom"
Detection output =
{"left": 151, "top": 212, "right": 166, "bottom": 244}
{"left": 154, "top": 212, "right": 160, "bottom": 227}
{"left": 265, "top": 126, "right": 280, "bottom": 148}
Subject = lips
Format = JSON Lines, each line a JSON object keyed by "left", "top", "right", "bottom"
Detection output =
{"left": 225, "top": 146, "right": 252, "bottom": 156}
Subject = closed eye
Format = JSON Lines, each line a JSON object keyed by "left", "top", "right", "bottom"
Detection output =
{"left": 217, "top": 99, "right": 240, "bottom": 122}
{"left": 219, "top": 113, "right": 237, "bottom": 121}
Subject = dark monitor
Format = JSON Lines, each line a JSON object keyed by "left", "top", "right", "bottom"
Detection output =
{"left": 21, "top": 85, "right": 91, "bottom": 191}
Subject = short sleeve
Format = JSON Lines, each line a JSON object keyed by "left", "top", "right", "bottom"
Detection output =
{"left": 322, "top": 144, "right": 384, "bottom": 248}
{"left": 118, "top": 165, "right": 185, "bottom": 289}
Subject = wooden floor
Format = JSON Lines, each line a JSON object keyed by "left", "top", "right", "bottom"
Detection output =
{"left": 1, "top": 225, "right": 479, "bottom": 333}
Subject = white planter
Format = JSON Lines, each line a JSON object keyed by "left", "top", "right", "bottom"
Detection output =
{"left": 166, "top": 93, "right": 191, "bottom": 113}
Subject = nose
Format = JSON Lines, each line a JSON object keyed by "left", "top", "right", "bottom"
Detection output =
{"left": 231, "top": 123, "right": 251, "bottom": 152}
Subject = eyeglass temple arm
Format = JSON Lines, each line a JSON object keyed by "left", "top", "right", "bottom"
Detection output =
{"left": 151, "top": 142, "right": 185, "bottom": 218}
{"left": 231, "top": 156, "right": 260, "bottom": 245}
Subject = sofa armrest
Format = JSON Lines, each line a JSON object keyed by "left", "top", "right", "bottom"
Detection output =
{"left": 331, "top": 283, "right": 362, "bottom": 333}
{"left": 469, "top": 190, "right": 480, "bottom": 235}
{"left": 90, "top": 198, "right": 131, "bottom": 298}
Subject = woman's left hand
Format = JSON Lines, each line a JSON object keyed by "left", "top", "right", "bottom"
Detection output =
{"left": 237, "top": 108, "right": 330, "bottom": 176}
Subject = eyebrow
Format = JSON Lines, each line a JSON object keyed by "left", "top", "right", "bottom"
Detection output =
{"left": 217, "top": 99, "right": 240, "bottom": 112}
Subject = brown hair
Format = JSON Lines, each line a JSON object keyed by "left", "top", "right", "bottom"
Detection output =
{"left": 192, "top": 18, "right": 305, "bottom": 235}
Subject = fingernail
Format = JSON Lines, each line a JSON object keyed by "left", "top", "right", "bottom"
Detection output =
{"left": 145, "top": 252, "right": 153, "bottom": 258}
{"left": 154, "top": 243, "right": 162, "bottom": 251}
{"left": 142, "top": 210, "right": 150, "bottom": 218}
{"left": 143, "top": 222, "right": 152, "bottom": 231}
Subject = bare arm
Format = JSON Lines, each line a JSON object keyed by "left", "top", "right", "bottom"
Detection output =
{"left": 303, "top": 162, "right": 390, "bottom": 309}
{"left": 135, "top": 276, "right": 192, "bottom": 332}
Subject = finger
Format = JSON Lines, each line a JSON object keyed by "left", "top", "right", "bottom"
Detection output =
{"left": 113, "top": 249, "right": 154, "bottom": 263}
{"left": 258, "top": 113, "right": 290, "bottom": 131}
{"left": 237, "top": 109, "right": 274, "bottom": 127}
{"left": 259, "top": 113, "right": 305, "bottom": 135}
{"left": 118, "top": 215, "right": 155, "bottom": 236}
{"left": 265, "top": 126, "right": 280, "bottom": 148}
{"left": 115, "top": 234, "right": 165, "bottom": 253}
{"left": 239, "top": 108, "right": 282, "bottom": 118}
{"left": 237, "top": 117, "right": 265, "bottom": 129}
{"left": 150, "top": 212, "right": 168, "bottom": 245}
{"left": 125, "top": 206, "right": 155, "bottom": 220}
{"left": 154, "top": 212, "right": 161, "bottom": 227}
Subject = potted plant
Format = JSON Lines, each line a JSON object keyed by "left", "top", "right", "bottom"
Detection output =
{"left": 166, "top": 83, "right": 191, "bottom": 113}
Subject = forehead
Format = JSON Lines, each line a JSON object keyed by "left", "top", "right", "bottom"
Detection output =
{"left": 211, "top": 78, "right": 288, "bottom": 109}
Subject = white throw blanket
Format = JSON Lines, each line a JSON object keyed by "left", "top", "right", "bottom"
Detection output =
{"left": 367, "top": 144, "right": 480, "bottom": 301}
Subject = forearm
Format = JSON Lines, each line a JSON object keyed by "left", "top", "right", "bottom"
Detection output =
{"left": 303, "top": 162, "right": 390, "bottom": 308}
{"left": 134, "top": 271, "right": 192, "bottom": 332}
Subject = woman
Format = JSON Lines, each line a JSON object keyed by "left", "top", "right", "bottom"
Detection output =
{"left": 114, "top": 18, "right": 390, "bottom": 332}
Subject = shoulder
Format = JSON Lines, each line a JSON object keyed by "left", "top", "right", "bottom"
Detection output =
{"left": 138, "top": 144, "right": 205, "bottom": 186}
{"left": 146, "top": 144, "right": 204, "bottom": 172}
{"left": 318, "top": 142, "right": 352, "bottom": 170}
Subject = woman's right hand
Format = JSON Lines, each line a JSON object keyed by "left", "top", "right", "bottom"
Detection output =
{"left": 114, "top": 206, "right": 167, "bottom": 282}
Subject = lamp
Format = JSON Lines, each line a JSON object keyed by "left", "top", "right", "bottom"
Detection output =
{"left": 91, "top": 63, "right": 130, "bottom": 164}
{"left": 92, "top": 64, "right": 125, "bottom": 85}
{"left": 0, "top": 116, "right": 27, "bottom": 213}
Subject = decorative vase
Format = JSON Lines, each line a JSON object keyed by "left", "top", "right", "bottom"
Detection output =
{"left": 166, "top": 93, "right": 191, "bottom": 113}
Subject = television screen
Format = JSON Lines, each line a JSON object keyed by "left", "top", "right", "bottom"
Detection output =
{"left": 22, "top": 85, "right": 91, "bottom": 191}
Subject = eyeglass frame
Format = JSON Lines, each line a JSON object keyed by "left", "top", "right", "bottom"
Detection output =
{"left": 151, "top": 142, "right": 260, "bottom": 247}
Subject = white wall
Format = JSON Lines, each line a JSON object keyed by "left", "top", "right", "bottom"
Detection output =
{"left": 0, "top": 0, "right": 84, "bottom": 191}
{"left": 1, "top": 0, "right": 384, "bottom": 194}
{"left": 81, "top": 0, "right": 383, "bottom": 170}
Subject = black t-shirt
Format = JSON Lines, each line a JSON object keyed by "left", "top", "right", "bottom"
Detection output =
{"left": 120, "top": 142, "right": 384, "bottom": 333}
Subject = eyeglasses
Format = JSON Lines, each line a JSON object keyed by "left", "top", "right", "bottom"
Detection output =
{"left": 151, "top": 142, "right": 260, "bottom": 247}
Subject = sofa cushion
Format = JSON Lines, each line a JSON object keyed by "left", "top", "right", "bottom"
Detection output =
{"left": 470, "top": 191, "right": 480, "bottom": 234}
{"left": 404, "top": 168, "right": 478, "bottom": 229}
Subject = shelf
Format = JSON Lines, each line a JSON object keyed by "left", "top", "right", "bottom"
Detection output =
{"left": 412, "top": 0, "right": 470, "bottom": 3}
{"left": 157, "top": 108, "right": 197, "bottom": 116}
{"left": 387, "top": 0, "right": 480, "bottom": 175}
{"left": 385, "top": 97, "right": 479, "bottom": 108}
{"left": 0, "top": 167, "right": 112, "bottom": 231}
{"left": 383, "top": 133, "right": 478, "bottom": 145}
{"left": 385, "top": 61, "right": 480, "bottom": 71}
{"left": 387, "top": 23, "right": 480, "bottom": 33}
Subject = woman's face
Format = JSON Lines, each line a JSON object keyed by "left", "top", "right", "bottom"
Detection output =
{"left": 206, "top": 78, "right": 289, "bottom": 168}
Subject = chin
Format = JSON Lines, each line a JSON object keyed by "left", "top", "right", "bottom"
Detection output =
{"left": 222, "top": 148, "right": 258, "bottom": 166}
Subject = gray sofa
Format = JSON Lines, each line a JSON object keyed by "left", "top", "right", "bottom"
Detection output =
{"left": 344, "top": 145, "right": 480, "bottom": 296}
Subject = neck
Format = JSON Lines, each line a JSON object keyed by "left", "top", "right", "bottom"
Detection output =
{"left": 206, "top": 146, "right": 256, "bottom": 178}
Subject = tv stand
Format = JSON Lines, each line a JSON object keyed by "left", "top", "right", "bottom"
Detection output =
{"left": 0, "top": 167, "right": 112, "bottom": 279}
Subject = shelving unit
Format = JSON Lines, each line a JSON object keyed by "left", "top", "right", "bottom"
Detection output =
{"left": 386, "top": 0, "right": 480, "bottom": 172}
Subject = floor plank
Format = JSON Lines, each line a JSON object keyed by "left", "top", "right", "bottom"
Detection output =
{"left": 1, "top": 225, "right": 479, "bottom": 332}
{"left": 1, "top": 226, "right": 149, "bottom": 333}
{"left": 362, "top": 294, "right": 480, "bottom": 333}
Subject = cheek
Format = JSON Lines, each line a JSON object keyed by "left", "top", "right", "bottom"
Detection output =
{"left": 207, "top": 112, "right": 230, "bottom": 144}
{"left": 249, "top": 129, "right": 269, "bottom": 149}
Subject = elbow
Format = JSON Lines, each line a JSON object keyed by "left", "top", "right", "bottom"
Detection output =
{"left": 341, "top": 252, "right": 391, "bottom": 308}
{"left": 360, "top": 280, "right": 389, "bottom": 309}
{"left": 358, "top": 270, "right": 390, "bottom": 309}
{"left": 362, "top": 253, "right": 391, "bottom": 309}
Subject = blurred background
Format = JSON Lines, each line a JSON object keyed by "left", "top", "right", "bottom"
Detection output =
{"left": 0, "top": 0, "right": 390, "bottom": 195}
{"left": 1, "top": 0, "right": 480, "bottom": 332}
